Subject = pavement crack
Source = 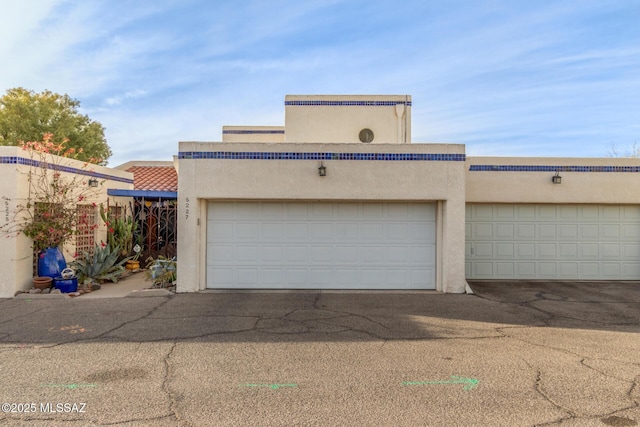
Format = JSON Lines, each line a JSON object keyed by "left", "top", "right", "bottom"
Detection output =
{"left": 162, "top": 341, "right": 185, "bottom": 426}
{"left": 83, "top": 297, "right": 173, "bottom": 341}
{"left": 522, "top": 360, "right": 577, "bottom": 422}
{"left": 99, "top": 414, "right": 181, "bottom": 425}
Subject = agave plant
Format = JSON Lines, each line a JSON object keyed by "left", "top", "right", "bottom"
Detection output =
{"left": 71, "top": 244, "right": 130, "bottom": 284}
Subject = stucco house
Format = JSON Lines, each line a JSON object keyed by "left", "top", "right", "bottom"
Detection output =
{"left": 177, "top": 94, "right": 640, "bottom": 294}
{"left": 3, "top": 94, "right": 638, "bottom": 298}
{"left": 0, "top": 146, "right": 134, "bottom": 298}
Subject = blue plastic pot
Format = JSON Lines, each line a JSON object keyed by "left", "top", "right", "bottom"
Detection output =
{"left": 54, "top": 277, "right": 78, "bottom": 293}
{"left": 38, "top": 247, "right": 67, "bottom": 279}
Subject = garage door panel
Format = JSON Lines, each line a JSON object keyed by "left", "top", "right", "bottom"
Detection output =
{"left": 208, "top": 221, "right": 234, "bottom": 241}
{"left": 536, "top": 243, "right": 556, "bottom": 258}
{"left": 517, "top": 263, "right": 535, "bottom": 277}
{"left": 558, "top": 224, "right": 578, "bottom": 239}
{"left": 579, "top": 206, "right": 598, "bottom": 219}
{"left": 409, "top": 204, "right": 436, "bottom": 220}
{"left": 623, "top": 244, "right": 640, "bottom": 257}
{"left": 537, "top": 224, "right": 557, "bottom": 239}
{"left": 516, "top": 224, "right": 535, "bottom": 239}
{"left": 496, "top": 262, "right": 514, "bottom": 277}
{"left": 495, "top": 205, "right": 515, "bottom": 219}
{"left": 558, "top": 206, "right": 578, "bottom": 219}
{"left": 474, "top": 243, "right": 493, "bottom": 258}
{"left": 517, "top": 243, "right": 535, "bottom": 258}
{"left": 622, "top": 263, "right": 640, "bottom": 278}
{"left": 580, "top": 243, "right": 598, "bottom": 258}
{"left": 601, "top": 244, "right": 620, "bottom": 258}
{"left": 409, "top": 223, "right": 435, "bottom": 240}
{"left": 602, "top": 263, "right": 621, "bottom": 277}
{"left": 286, "top": 246, "right": 307, "bottom": 262}
{"left": 600, "top": 224, "right": 620, "bottom": 239}
{"left": 261, "top": 223, "right": 284, "bottom": 240}
{"left": 262, "top": 269, "right": 284, "bottom": 285}
{"left": 261, "top": 203, "right": 284, "bottom": 219}
{"left": 236, "top": 246, "right": 259, "bottom": 262}
{"left": 516, "top": 205, "right": 535, "bottom": 219}
{"left": 537, "top": 263, "right": 557, "bottom": 277}
{"left": 581, "top": 263, "right": 599, "bottom": 278}
{"left": 473, "top": 262, "right": 493, "bottom": 277}
{"left": 411, "top": 245, "right": 435, "bottom": 264}
{"left": 602, "top": 206, "right": 621, "bottom": 220}
{"left": 580, "top": 224, "right": 598, "bottom": 239}
{"left": 286, "top": 223, "right": 307, "bottom": 240}
{"left": 495, "top": 224, "right": 514, "bottom": 239}
{"left": 208, "top": 202, "right": 436, "bottom": 289}
{"left": 209, "top": 245, "right": 234, "bottom": 263}
{"left": 261, "top": 246, "right": 284, "bottom": 263}
{"left": 496, "top": 243, "right": 514, "bottom": 258}
{"left": 236, "top": 223, "right": 259, "bottom": 240}
{"left": 466, "top": 204, "right": 640, "bottom": 280}
{"left": 622, "top": 224, "right": 640, "bottom": 240}
{"left": 473, "top": 223, "right": 493, "bottom": 239}
{"left": 386, "top": 223, "right": 410, "bottom": 240}
{"left": 360, "top": 223, "right": 384, "bottom": 240}
{"left": 537, "top": 206, "right": 557, "bottom": 220}
{"left": 558, "top": 243, "right": 578, "bottom": 257}
{"left": 335, "top": 223, "right": 359, "bottom": 239}
{"left": 309, "top": 246, "right": 333, "bottom": 263}
{"left": 558, "top": 263, "right": 579, "bottom": 278}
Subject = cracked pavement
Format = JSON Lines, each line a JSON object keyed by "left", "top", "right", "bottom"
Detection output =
{"left": 0, "top": 282, "right": 638, "bottom": 426}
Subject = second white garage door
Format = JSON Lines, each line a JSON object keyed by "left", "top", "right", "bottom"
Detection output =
{"left": 466, "top": 204, "right": 640, "bottom": 280}
{"left": 207, "top": 201, "right": 436, "bottom": 289}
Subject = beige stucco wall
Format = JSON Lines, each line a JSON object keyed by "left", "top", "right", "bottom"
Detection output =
{"left": 284, "top": 95, "right": 411, "bottom": 144}
{"left": 466, "top": 157, "right": 640, "bottom": 204}
{"left": 178, "top": 141, "right": 467, "bottom": 293}
{"left": 222, "top": 126, "right": 285, "bottom": 143}
{"left": 0, "top": 146, "right": 134, "bottom": 298}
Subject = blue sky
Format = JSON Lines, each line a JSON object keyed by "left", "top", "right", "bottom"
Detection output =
{"left": 1, "top": 0, "right": 639, "bottom": 166}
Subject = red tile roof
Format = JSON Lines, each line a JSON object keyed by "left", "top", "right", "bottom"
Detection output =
{"left": 125, "top": 166, "right": 178, "bottom": 192}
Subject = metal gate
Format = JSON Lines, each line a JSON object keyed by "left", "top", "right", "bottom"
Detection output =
{"left": 135, "top": 198, "right": 177, "bottom": 260}
{"left": 109, "top": 198, "right": 177, "bottom": 260}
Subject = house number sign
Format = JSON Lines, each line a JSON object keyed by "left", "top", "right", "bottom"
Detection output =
{"left": 185, "top": 197, "right": 190, "bottom": 220}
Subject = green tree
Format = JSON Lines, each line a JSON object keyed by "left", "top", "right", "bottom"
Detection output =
{"left": 0, "top": 87, "right": 111, "bottom": 164}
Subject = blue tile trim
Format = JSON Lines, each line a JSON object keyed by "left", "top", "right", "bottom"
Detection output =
{"left": 285, "top": 100, "right": 412, "bottom": 107}
{"left": 0, "top": 156, "right": 135, "bottom": 183}
{"left": 469, "top": 165, "right": 640, "bottom": 172}
{"left": 223, "top": 130, "right": 285, "bottom": 134}
{"left": 178, "top": 151, "right": 465, "bottom": 161}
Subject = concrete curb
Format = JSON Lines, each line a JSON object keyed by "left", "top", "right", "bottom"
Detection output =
{"left": 126, "top": 289, "right": 172, "bottom": 297}
{"left": 14, "top": 293, "right": 69, "bottom": 299}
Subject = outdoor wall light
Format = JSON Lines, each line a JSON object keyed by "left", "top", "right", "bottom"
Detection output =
{"left": 318, "top": 162, "right": 327, "bottom": 177}
{"left": 88, "top": 177, "right": 99, "bottom": 187}
{"left": 552, "top": 171, "right": 562, "bottom": 184}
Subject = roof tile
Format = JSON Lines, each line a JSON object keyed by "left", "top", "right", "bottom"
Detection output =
{"left": 125, "top": 166, "right": 178, "bottom": 192}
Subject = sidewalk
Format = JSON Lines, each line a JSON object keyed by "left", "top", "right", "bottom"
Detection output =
{"left": 79, "top": 270, "right": 151, "bottom": 298}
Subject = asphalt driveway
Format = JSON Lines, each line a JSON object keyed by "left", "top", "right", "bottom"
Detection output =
{"left": 0, "top": 282, "right": 638, "bottom": 426}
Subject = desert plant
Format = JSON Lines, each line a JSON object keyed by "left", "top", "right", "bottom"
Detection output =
{"left": 100, "top": 204, "right": 136, "bottom": 260}
{"left": 145, "top": 256, "right": 176, "bottom": 288}
{"left": 71, "top": 243, "right": 130, "bottom": 284}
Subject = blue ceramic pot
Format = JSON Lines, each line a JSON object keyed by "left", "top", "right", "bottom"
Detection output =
{"left": 38, "top": 247, "right": 67, "bottom": 279}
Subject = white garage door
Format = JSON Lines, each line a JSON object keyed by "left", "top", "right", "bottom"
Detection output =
{"left": 466, "top": 204, "right": 640, "bottom": 280}
{"left": 207, "top": 201, "right": 436, "bottom": 289}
